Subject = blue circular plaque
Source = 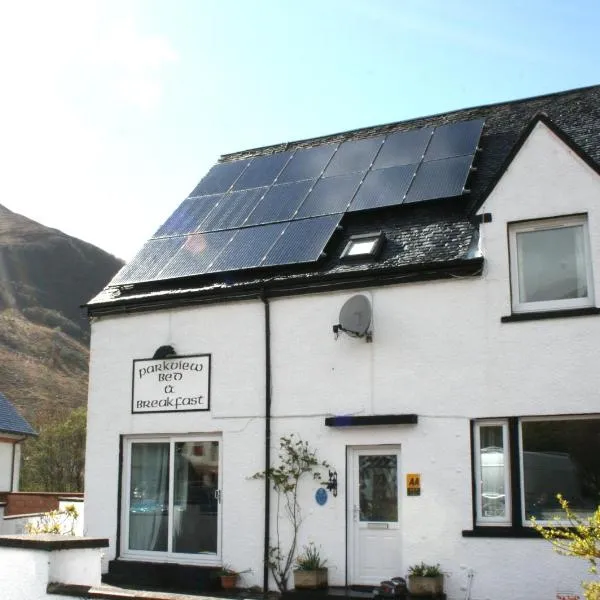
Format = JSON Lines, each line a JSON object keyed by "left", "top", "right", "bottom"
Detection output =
{"left": 315, "top": 488, "right": 328, "bottom": 506}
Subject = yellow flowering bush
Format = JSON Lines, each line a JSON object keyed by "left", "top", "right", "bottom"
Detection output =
{"left": 531, "top": 494, "right": 600, "bottom": 600}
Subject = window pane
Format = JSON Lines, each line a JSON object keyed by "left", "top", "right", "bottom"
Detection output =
{"left": 129, "top": 443, "right": 170, "bottom": 551}
{"left": 348, "top": 240, "right": 376, "bottom": 256}
{"left": 359, "top": 455, "right": 398, "bottom": 522}
{"left": 522, "top": 419, "right": 600, "bottom": 520}
{"left": 478, "top": 426, "right": 508, "bottom": 519}
{"left": 517, "top": 225, "right": 587, "bottom": 303}
{"left": 172, "top": 441, "right": 219, "bottom": 554}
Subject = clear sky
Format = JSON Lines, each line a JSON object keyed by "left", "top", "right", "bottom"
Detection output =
{"left": 1, "top": 0, "right": 598, "bottom": 260}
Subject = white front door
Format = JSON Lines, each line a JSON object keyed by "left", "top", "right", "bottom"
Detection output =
{"left": 347, "top": 446, "right": 402, "bottom": 586}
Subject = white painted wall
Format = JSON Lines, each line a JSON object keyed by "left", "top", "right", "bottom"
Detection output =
{"left": 0, "top": 441, "right": 13, "bottom": 491}
{"left": 0, "top": 541, "right": 103, "bottom": 600}
{"left": 85, "top": 300, "right": 266, "bottom": 573}
{"left": 85, "top": 123, "right": 600, "bottom": 600}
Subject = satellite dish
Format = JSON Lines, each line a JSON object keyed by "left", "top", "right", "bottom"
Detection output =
{"left": 336, "top": 294, "right": 372, "bottom": 339}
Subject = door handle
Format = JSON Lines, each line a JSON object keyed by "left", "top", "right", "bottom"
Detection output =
{"left": 353, "top": 505, "right": 359, "bottom": 522}
{"left": 214, "top": 489, "right": 222, "bottom": 503}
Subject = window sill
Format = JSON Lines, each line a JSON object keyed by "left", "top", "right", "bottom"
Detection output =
{"left": 501, "top": 306, "right": 600, "bottom": 323}
{"left": 462, "top": 527, "right": 541, "bottom": 538}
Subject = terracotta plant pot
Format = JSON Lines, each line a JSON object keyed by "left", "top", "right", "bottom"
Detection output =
{"left": 220, "top": 574, "right": 239, "bottom": 589}
{"left": 293, "top": 568, "right": 328, "bottom": 589}
{"left": 408, "top": 575, "right": 444, "bottom": 596}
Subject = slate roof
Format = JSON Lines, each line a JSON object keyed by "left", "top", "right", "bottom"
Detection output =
{"left": 89, "top": 84, "right": 600, "bottom": 312}
{"left": 0, "top": 393, "right": 36, "bottom": 437}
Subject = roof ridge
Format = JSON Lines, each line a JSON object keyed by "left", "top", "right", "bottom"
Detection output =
{"left": 220, "top": 83, "right": 600, "bottom": 163}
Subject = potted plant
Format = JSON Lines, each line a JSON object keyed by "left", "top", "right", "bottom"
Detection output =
{"left": 293, "top": 543, "right": 328, "bottom": 589}
{"left": 217, "top": 565, "right": 249, "bottom": 589}
{"left": 407, "top": 562, "right": 444, "bottom": 596}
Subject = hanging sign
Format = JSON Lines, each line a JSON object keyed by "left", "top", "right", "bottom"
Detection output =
{"left": 406, "top": 473, "right": 421, "bottom": 496}
{"left": 132, "top": 354, "right": 211, "bottom": 414}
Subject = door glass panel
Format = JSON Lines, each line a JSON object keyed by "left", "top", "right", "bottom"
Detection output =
{"left": 129, "top": 442, "right": 170, "bottom": 551}
{"left": 359, "top": 455, "right": 398, "bottom": 522}
{"left": 172, "top": 441, "right": 219, "bottom": 554}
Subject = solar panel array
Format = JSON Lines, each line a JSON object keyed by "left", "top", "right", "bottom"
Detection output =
{"left": 113, "top": 118, "right": 484, "bottom": 285}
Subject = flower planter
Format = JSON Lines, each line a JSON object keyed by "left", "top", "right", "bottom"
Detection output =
{"left": 293, "top": 568, "right": 328, "bottom": 589}
{"left": 408, "top": 575, "right": 444, "bottom": 596}
{"left": 220, "top": 574, "right": 239, "bottom": 589}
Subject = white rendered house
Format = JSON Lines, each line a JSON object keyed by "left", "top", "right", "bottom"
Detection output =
{"left": 85, "top": 85, "right": 600, "bottom": 599}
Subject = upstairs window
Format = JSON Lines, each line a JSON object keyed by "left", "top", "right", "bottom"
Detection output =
{"left": 508, "top": 215, "right": 594, "bottom": 313}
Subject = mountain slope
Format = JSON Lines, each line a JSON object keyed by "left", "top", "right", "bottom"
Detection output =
{"left": 0, "top": 203, "right": 122, "bottom": 344}
{"left": 0, "top": 203, "right": 123, "bottom": 423}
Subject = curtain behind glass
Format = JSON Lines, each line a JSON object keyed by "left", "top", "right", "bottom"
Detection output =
{"left": 129, "top": 443, "right": 170, "bottom": 551}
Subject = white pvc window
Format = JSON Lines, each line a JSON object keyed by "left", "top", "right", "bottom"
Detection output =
{"left": 474, "top": 421, "right": 511, "bottom": 525}
{"left": 122, "top": 435, "right": 222, "bottom": 564}
{"left": 519, "top": 416, "right": 600, "bottom": 525}
{"left": 509, "top": 215, "right": 594, "bottom": 313}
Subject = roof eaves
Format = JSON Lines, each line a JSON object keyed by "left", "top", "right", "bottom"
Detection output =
{"left": 88, "top": 256, "right": 484, "bottom": 317}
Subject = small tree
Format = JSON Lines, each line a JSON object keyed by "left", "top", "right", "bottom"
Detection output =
{"left": 252, "top": 435, "right": 330, "bottom": 592}
{"left": 532, "top": 494, "right": 600, "bottom": 600}
{"left": 20, "top": 406, "right": 86, "bottom": 492}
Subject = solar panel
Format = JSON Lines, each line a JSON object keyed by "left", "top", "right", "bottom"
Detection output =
{"left": 232, "top": 152, "right": 293, "bottom": 190}
{"left": 323, "top": 136, "right": 384, "bottom": 178}
{"left": 348, "top": 164, "right": 417, "bottom": 212}
{"left": 197, "top": 187, "right": 267, "bottom": 232}
{"left": 294, "top": 172, "right": 363, "bottom": 219}
{"left": 206, "top": 223, "right": 286, "bottom": 273}
{"left": 153, "top": 194, "right": 223, "bottom": 238}
{"left": 244, "top": 179, "right": 313, "bottom": 226}
{"left": 405, "top": 154, "right": 473, "bottom": 204}
{"left": 277, "top": 144, "right": 338, "bottom": 183}
{"left": 113, "top": 118, "right": 484, "bottom": 287}
{"left": 424, "top": 119, "right": 484, "bottom": 161}
{"left": 262, "top": 214, "right": 342, "bottom": 266}
{"left": 112, "top": 237, "right": 185, "bottom": 284}
{"left": 189, "top": 160, "right": 250, "bottom": 196}
{"left": 158, "top": 230, "right": 236, "bottom": 280}
{"left": 372, "top": 127, "right": 432, "bottom": 169}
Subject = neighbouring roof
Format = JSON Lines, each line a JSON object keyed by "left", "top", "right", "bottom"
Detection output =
{"left": 0, "top": 393, "right": 36, "bottom": 437}
{"left": 89, "top": 84, "right": 600, "bottom": 313}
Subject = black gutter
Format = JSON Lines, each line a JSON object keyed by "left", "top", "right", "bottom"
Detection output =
{"left": 87, "top": 258, "right": 484, "bottom": 318}
{"left": 261, "top": 293, "right": 272, "bottom": 594}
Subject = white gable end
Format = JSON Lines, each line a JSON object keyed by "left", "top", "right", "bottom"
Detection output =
{"left": 478, "top": 119, "right": 600, "bottom": 221}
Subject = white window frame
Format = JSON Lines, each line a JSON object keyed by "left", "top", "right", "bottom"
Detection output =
{"left": 473, "top": 420, "right": 512, "bottom": 526}
{"left": 508, "top": 214, "right": 594, "bottom": 313}
{"left": 120, "top": 433, "right": 222, "bottom": 565}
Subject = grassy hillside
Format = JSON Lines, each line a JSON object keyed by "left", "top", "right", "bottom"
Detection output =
{"left": 0, "top": 202, "right": 122, "bottom": 437}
